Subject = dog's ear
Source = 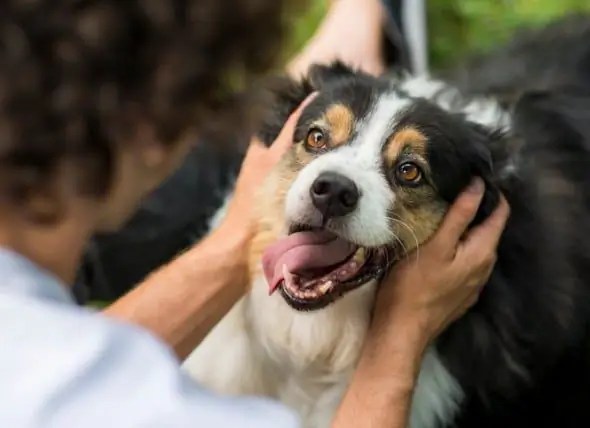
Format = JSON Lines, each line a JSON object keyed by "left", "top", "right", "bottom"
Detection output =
{"left": 256, "top": 61, "right": 361, "bottom": 146}
{"left": 307, "top": 61, "right": 360, "bottom": 88}
{"left": 255, "top": 76, "right": 315, "bottom": 146}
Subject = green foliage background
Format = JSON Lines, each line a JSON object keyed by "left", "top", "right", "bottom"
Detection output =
{"left": 288, "top": 1, "right": 590, "bottom": 70}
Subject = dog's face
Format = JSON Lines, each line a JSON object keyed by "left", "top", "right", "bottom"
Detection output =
{"left": 251, "top": 63, "right": 502, "bottom": 311}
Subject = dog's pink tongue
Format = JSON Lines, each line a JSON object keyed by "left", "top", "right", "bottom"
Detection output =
{"left": 262, "top": 230, "right": 357, "bottom": 294}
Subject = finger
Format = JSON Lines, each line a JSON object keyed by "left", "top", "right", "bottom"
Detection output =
{"left": 430, "top": 178, "right": 485, "bottom": 256}
{"left": 245, "top": 92, "right": 318, "bottom": 161}
{"left": 242, "top": 137, "right": 268, "bottom": 162}
{"left": 457, "top": 195, "right": 510, "bottom": 263}
{"left": 268, "top": 92, "right": 318, "bottom": 159}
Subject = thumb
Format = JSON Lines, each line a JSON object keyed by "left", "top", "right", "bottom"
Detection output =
{"left": 457, "top": 195, "right": 510, "bottom": 261}
{"left": 430, "top": 178, "right": 485, "bottom": 257}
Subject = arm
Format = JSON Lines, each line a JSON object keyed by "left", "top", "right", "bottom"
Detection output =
{"left": 103, "top": 226, "right": 250, "bottom": 361}
{"left": 332, "top": 321, "right": 426, "bottom": 428}
{"left": 334, "top": 181, "right": 510, "bottom": 427}
{"left": 287, "top": 0, "right": 386, "bottom": 78}
{"left": 104, "top": 96, "right": 315, "bottom": 361}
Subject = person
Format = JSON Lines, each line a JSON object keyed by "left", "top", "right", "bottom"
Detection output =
{"left": 0, "top": 1, "right": 510, "bottom": 428}
{"left": 74, "top": 0, "right": 411, "bottom": 304}
{"left": 288, "top": 0, "right": 392, "bottom": 78}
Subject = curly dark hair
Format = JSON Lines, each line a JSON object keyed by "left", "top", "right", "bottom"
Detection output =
{"left": 0, "top": 0, "right": 301, "bottom": 206}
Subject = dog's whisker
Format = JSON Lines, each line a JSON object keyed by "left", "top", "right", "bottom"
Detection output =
{"left": 388, "top": 215, "right": 421, "bottom": 264}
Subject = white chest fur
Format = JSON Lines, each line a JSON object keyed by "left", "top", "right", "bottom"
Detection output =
{"left": 183, "top": 274, "right": 463, "bottom": 428}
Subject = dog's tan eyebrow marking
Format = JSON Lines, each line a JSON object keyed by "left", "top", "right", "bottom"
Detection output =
{"left": 322, "top": 104, "right": 354, "bottom": 147}
{"left": 384, "top": 127, "right": 428, "bottom": 164}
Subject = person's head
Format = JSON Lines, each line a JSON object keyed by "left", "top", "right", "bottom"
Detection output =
{"left": 0, "top": 0, "right": 298, "bottom": 237}
{"left": 0, "top": 0, "right": 301, "bottom": 280}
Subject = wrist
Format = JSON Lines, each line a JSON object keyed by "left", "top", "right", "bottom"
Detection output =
{"left": 361, "top": 311, "right": 431, "bottom": 382}
{"left": 199, "top": 219, "right": 251, "bottom": 283}
{"left": 359, "top": 339, "right": 424, "bottom": 388}
{"left": 210, "top": 206, "right": 253, "bottom": 250}
{"left": 336, "top": 329, "right": 421, "bottom": 428}
{"left": 334, "top": 0, "right": 384, "bottom": 25}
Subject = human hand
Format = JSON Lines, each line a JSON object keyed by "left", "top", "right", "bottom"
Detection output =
{"left": 369, "top": 178, "right": 510, "bottom": 354}
{"left": 336, "top": 180, "right": 509, "bottom": 428}
{"left": 217, "top": 93, "right": 317, "bottom": 243}
{"left": 288, "top": 0, "right": 386, "bottom": 78}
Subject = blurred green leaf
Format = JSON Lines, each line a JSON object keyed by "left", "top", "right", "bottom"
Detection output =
{"left": 427, "top": 0, "right": 590, "bottom": 69}
{"left": 287, "top": 0, "right": 590, "bottom": 71}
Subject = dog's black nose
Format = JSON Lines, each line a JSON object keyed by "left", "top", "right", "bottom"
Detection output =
{"left": 310, "top": 172, "right": 360, "bottom": 218}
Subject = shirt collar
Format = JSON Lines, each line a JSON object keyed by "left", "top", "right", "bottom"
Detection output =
{"left": 0, "top": 247, "right": 74, "bottom": 305}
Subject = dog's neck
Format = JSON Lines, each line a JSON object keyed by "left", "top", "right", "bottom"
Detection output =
{"left": 247, "top": 273, "right": 377, "bottom": 373}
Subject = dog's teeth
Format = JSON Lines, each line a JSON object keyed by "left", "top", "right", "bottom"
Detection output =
{"left": 282, "top": 264, "right": 296, "bottom": 289}
{"left": 353, "top": 247, "right": 366, "bottom": 263}
{"left": 319, "top": 281, "right": 333, "bottom": 293}
{"left": 304, "top": 289, "right": 317, "bottom": 298}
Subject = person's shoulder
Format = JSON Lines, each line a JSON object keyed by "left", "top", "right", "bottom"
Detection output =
{"left": 0, "top": 294, "right": 300, "bottom": 428}
{"left": 0, "top": 289, "right": 153, "bottom": 355}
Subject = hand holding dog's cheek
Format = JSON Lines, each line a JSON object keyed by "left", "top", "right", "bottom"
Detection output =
{"left": 218, "top": 93, "right": 317, "bottom": 241}
{"left": 456, "top": 194, "right": 510, "bottom": 267}
{"left": 369, "top": 179, "right": 510, "bottom": 352}
{"left": 429, "top": 178, "right": 486, "bottom": 259}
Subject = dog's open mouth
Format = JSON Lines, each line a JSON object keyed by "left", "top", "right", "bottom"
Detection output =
{"left": 261, "top": 224, "right": 389, "bottom": 311}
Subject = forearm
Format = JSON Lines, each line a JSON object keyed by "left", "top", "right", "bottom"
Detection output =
{"left": 287, "top": 0, "right": 385, "bottom": 78}
{"left": 325, "top": 0, "right": 384, "bottom": 27}
{"left": 103, "top": 226, "right": 250, "bottom": 361}
{"left": 333, "top": 319, "right": 427, "bottom": 428}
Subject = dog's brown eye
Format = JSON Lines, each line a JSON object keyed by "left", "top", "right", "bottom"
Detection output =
{"left": 396, "top": 162, "right": 422, "bottom": 184}
{"left": 306, "top": 128, "right": 326, "bottom": 150}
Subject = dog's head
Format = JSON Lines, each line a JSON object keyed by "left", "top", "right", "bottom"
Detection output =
{"left": 250, "top": 63, "right": 504, "bottom": 311}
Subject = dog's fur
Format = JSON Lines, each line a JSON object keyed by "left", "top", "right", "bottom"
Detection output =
{"left": 183, "top": 16, "right": 590, "bottom": 428}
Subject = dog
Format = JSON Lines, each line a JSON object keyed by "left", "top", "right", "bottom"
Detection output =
{"left": 183, "top": 20, "right": 590, "bottom": 428}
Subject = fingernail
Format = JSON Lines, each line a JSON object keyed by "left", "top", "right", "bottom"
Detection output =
{"left": 467, "top": 178, "right": 484, "bottom": 193}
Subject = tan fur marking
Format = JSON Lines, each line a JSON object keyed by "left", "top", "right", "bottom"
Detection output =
{"left": 390, "top": 201, "right": 446, "bottom": 256}
{"left": 385, "top": 127, "right": 428, "bottom": 165}
{"left": 323, "top": 104, "right": 354, "bottom": 147}
{"left": 248, "top": 149, "right": 305, "bottom": 278}
{"left": 384, "top": 127, "right": 445, "bottom": 257}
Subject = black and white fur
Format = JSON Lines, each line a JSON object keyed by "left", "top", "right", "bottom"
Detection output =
{"left": 184, "top": 16, "right": 590, "bottom": 428}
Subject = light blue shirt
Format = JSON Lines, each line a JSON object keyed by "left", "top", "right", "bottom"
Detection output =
{"left": 0, "top": 248, "right": 300, "bottom": 428}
